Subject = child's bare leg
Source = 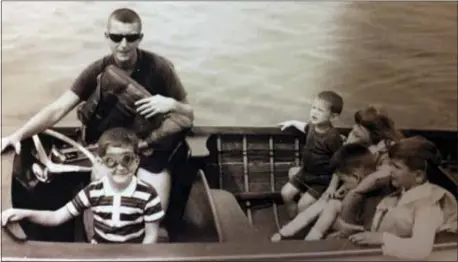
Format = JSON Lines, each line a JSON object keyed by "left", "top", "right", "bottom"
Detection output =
{"left": 281, "top": 182, "right": 301, "bottom": 218}
{"left": 305, "top": 199, "right": 341, "bottom": 240}
{"left": 297, "top": 192, "right": 318, "bottom": 213}
{"left": 278, "top": 198, "right": 325, "bottom": 237}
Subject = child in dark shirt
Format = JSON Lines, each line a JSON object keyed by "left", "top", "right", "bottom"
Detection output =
{"left": 278, "top": 91, "right": 344, "bottom": 218}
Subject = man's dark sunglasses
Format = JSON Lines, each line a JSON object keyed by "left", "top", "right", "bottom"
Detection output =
{"left": 107, "top": 33, "right": 143, "bottom": 43}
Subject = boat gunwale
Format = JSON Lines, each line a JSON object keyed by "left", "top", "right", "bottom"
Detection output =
{"left": 0, "top": 240, "right": 456, "bottom": 261}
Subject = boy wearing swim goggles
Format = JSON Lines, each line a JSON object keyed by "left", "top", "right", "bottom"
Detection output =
{"left": 2, "top": 127, "right": 165, "bottom": 244}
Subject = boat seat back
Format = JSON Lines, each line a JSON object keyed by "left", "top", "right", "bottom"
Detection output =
{"left": 171, "top": 170, "right": 221, "bottom": 243}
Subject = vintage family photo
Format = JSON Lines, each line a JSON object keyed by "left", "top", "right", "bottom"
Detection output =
{"left": 1, "top": 1, "right": 457, "bottom": 261}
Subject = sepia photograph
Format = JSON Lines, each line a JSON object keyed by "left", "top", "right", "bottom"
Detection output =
{"left": 1, "top": 1, "right": 457, "bottom": 261}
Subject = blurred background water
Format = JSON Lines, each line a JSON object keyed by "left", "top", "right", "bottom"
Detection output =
{"left": 1, "top": 1, "right": 457, "bottom": 134}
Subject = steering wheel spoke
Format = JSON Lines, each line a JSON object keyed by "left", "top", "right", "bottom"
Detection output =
{"left": 47, "top": 163, "right": 92, "bottom": 173}
{"left": 31, "top": 129, "right": 96, "bottom": 183}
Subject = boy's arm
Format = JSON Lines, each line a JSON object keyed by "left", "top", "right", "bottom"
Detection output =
{"left": 143, "top": 189, "right": 165, "bottom": 243}
{"left": 2, "top": 206, "right": 73, "bottom": 227}
{"left": 352, "top": 164, "right": 391, "bottom": 194}
{"left": 143, "top": 222, "right": 160, "bottom": 244}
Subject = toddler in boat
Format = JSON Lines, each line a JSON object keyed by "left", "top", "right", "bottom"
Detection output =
{"left": 278, "top": 90, "right": 344, "bottom": 218}
{"left": 272, "top": 143, "right": 376, "bottom": 241}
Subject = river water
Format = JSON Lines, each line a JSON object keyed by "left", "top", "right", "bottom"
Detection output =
{"left": 1, "top": 1, "right": 457, "bottom": 133}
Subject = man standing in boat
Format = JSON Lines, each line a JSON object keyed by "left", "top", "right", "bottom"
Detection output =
{"left": 1, "top": 8, "right": 194, "bottom": 213}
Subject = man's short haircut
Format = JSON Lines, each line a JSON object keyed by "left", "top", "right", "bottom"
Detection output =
{"left": 317, "top": 90, "right": 343, "bottom": 115}
{"left": 97, "top": 127, "right": 139, "bottom": 156}
{"left": 108, "top": 8, "right": 142, "bottom": 31}
{"left": 331, "top": 143, "right": 376, "bottom": 177}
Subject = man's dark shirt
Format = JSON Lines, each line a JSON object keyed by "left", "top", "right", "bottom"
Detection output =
{"left": 71, "top": 48, "right": 187, "bottom": 103}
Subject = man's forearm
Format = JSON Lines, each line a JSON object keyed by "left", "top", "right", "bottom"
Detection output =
{"left": 13, "top": 105, "right": 65, "bottom": 141}
{"left": 171, "top": 100, "right": 194, "bottom": 121}
{"left": 11, "top": 91, "right": 80, "bottom": 141}
{"left": 144, "top": 112, "right": 192, "bottom": 146}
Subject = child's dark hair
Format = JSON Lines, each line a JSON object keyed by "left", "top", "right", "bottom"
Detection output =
{"left": 331, "top": 143, "right": 377, "bottom": 178}
{"left": 97, "top": 127, "right": 139, "bottom": 156}
{"left": 317, "top": 91, "right": 344, "bottom": 115}
{"left": 388, "top": 136, "right": 442, "bottom": 172}
{"left": 354, "top": 106, "right": 403, "bottom": 146}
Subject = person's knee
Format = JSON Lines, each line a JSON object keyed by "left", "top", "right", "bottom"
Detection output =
{"left": 297, "top": 192, "right": 317, "bottom": 210}
{"left": 281, "top": 183, "right": 298, "bottom": 202}
{"left": 288, "top": 167, "right": 300, "bottom": 180}
{"left": 324, "top": 200, "right": 341, "bottom": 215}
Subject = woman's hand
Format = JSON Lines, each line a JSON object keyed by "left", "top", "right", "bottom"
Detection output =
{"left": 349, "top": 231, "right": 383, "bottom": 246}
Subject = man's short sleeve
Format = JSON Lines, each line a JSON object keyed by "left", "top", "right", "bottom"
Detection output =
{"left": 143, "top": 187, "right": 165, "bottom": 223}
{"left": 70, "top": 59, "right": 105, "bottom": 101}
{"left": 158, "top": 58, "right": 188, "bottom": 102}
{"left": 65, "top": 186, "right": 92, "bottom": 217}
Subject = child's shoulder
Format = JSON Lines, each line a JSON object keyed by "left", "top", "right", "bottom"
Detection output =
{"left": 323, "top": 125, "right": 342, "bottom": 140}
{"left": 136, "top": 178, "right": 159, "bottom": 197}
{"left": 85, "top": 178, "right": 105, "bottom": 190}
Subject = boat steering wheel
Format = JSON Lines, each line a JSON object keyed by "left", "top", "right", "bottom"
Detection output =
{"left": 31, "top": 129, "right": 96, "bottom": 183}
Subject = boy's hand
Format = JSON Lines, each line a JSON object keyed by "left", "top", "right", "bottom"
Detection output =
{"left": 332, "top": 187, "right": 347, "bottom": 200}
{"left": 2, "top": 209, "right": 26, "bottom": 226}
{"left": 321, "top": 188, "right": 337, "bottom": 201}
{"left": 277, "top": 120, "right": 306, "bottom": 132}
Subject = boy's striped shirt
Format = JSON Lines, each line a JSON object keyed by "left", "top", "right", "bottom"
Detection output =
{"left": 65, "top": 176, "right": 164, "bottom": 243}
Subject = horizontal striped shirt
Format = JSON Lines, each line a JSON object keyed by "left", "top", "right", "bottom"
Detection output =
{"left": 65, "top": 176, "right": 164, "bottom": 243}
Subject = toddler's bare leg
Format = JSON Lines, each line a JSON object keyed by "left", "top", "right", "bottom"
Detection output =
{"left": 281, "top": 182, "right": 301, "bottom": 218}
{"left": 305, "top": 199, "right": 341, "bottom": 240}
{"left": 297, "top": 192, "right": 317, "bottom": 213}
{"left": 279, "top": 198, "right": 325, "bottom": 236}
